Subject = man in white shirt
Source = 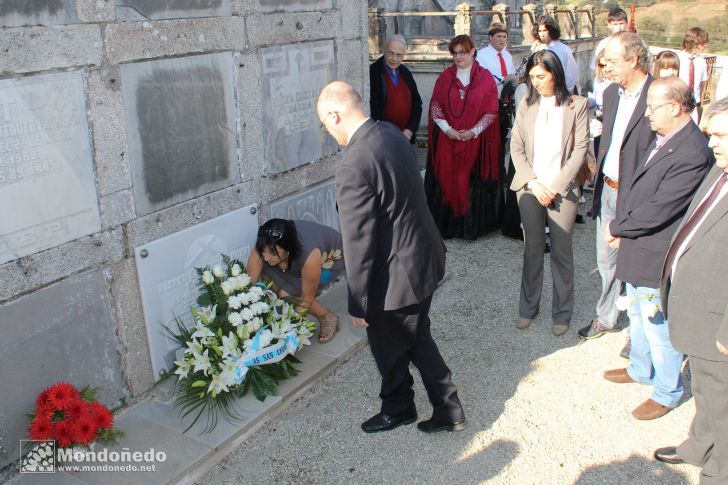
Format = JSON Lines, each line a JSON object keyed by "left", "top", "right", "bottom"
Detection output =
{"left": 677, "top": 27, "right": 709, "bottom": 122}
{"left": 476, "top": 23, "right": 516, "bottom": 97}
{"left": 589, "top": 8, "right": 628, "bottom": 75}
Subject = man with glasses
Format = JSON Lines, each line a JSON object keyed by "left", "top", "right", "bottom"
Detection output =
{"left": 318, "top": 81, "right": 466, "bottom": 434}
{"left": 602, "top": 77, "right": 711, "bottom": 420}
{"left": 580, "top": 32, "right": 655, "bottom": 347}
{"left": 370, "top": 34, "right": 423, "bottom": 143}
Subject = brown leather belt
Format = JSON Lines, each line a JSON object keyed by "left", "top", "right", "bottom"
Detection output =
{"left": 604, "top": 175, "right": 619, "bottom": 189}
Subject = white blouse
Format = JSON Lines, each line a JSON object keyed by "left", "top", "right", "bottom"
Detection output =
{"left": 532, "top": 95, "right": 564, "bottom": 188}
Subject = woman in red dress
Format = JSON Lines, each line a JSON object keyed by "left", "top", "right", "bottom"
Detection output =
{"left": 425, "top": 34, "right": 502, "bottom": 239}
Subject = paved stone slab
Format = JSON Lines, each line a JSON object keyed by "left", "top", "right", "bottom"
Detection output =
{"left": 267, "top": 179, "right": 340, "bottom": 231}
{"left": 68, "top": 414, "right": 211, "bottom": 484}
{"left": 120, "top": 52, "right": 239, "bottom": 215}
{"left": 273, "top": 344, "right": 340, "bottom": 401}
{"left": 132, "top": 393, "right": 282, "bottom": 450}
{"left": 116, "top": 0, "right": 231, "bottom": 21}
{"left": 260, "top": 40, "right": 337, "bottom": 175}
{"left": 11, "top": 470, "right": 86, "bottom": 484}
{"left": 255, "top": 0, "right": 331, "bottom": 13}
{"left": 134, "top": 205, "right": 258, "bottom": 381}
{"left": 0, "top": 71, "right": 100, "bottom": 264}
{"left": 0, "top": 0, "right": 76, "bottom": 27}
{"left": 0, "top": 270, "right": 127, "bottom": 469}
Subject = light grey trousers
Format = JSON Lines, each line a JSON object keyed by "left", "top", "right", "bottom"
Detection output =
{"left": 516, "top": 189, "right": 578, "bottom": 325}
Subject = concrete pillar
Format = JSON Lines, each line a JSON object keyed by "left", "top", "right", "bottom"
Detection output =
{"left": 580, "top": 4, "right": 595, "bottom": 38}
{"left": 368, "top": 7, "right": 386, "bottom": 56}
{"left": 454, "top": 2, "right": 474, "bottom": 37}
{"left": 493, "top": 3, "right": 509, "bottom": 27}
{"left": 521, "top": 3, "right": 538, "bottom": 45}
{"left": 563, "top": 4, "right": 578, "bottom": 39}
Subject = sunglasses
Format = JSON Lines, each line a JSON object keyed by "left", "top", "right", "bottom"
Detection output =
{"left": 258, "top": 227, "right": 284, "bottom": 240}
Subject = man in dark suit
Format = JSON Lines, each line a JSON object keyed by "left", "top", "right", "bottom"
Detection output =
{"left": 580, "top": 32, "right": 656, "bottom": 345}
{"left": 317, "top": 81, "right": 465, "bottom": 433}
{"left": 653, "top": 97, "right": 727, "bottom": 484}
{"left": 602, "top": 77, "right": 712, "bottom": 420}
{"left": 369, "top": 35, "right": 423, "bottom": 144}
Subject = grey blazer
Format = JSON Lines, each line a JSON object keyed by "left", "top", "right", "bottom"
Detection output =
{"left": 661, "top": 164, "right": 728, "bottom": 363}
{"left": 510, "top": 95, "right": 590, "bottom": 196}
{"left": 335, "top": 119, "right": 446, "bottom": 318}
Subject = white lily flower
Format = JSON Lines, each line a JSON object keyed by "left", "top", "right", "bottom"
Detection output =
{"left": 258, "top": 329, "right": 274, "bottom": 348}
{"left": 221, "top": 332, "right": 238, "bottom": 358}
{"left": 191, "top": 324, "right": 215, "bottom": 340}
{"left": 218, "top": 363, "right": 239, "bottom": 387}
{"left": 207, "top": 372, "right": 228, "bottom": 396}
{"left": 230, "top": 264, "right": 242, "bottom": 277}
{"left": 200, "top": 305, "right": 217, "bottom": 324}
{"left": 185, "top": 339, "right": 203, "bottom": 355}
{"left": 212, "top": 265, "right": 225, "bottom": 279}
{"left": 228, "top": 312, "right": 243, "bottom": 327}
{"left": 174, "top": 358, "right": 192, "bottom": 380}
{"left": 201, "top": 271, "right": 214, "bottom": 285}
{"left": 192, "top": 349, "right": 212, "bottom": 375}
{"left": 243, "top": 338, "right": 253, "bottom": 350}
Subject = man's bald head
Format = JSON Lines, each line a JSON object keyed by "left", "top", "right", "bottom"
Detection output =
{"left": 651, "top": 77, "right": 696, "bottom": 114}
{"left": 317, "top": 81, "right": 368, "bottom": 146}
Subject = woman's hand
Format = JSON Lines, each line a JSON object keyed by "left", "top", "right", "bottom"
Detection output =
{"left": 458, "top": 130, "right": 475, "bottom": 141}
{"left": 445, "top": 128, "right": 462, "bottom": 141}
{"left": 530, "top": 180, "right": 556, "bottom": 207}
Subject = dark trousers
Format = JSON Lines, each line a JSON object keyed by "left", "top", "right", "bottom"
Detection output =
{"left": 365, "top": 296, "right": 464, "bottom": 422}
{"left": 677, "top": 356, "right": 728, "bottom": 484}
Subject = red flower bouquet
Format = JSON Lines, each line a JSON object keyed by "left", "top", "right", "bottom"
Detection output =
{"left": 28, "top": 382, "right": 123, "bottom": 448}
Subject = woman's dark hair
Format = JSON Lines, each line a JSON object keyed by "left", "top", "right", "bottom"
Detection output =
{"left": 532, "top": 15, "right": 560, "bottom": 42}
{"left": 255, "top": 218, "right": 302, "bottom": 263}
{"left": 524, "top": 49, "right": 571, "bottom": 107}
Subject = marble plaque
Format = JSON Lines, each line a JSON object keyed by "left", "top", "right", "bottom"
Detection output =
{"left": 135, "top": 205, "right": 258, "bottom": 380}
{"left": 260, "top": 41, "right": 337, "bottom": 175}
{"left": 116, "top": 0, "right": 231, "bottom": 21}
{"left": 0, "top": 270, "right": 127, "bottom": 469}
{"left": 121, "top": 53, "right": 239, "bottom": 216}
{"left": 0, "top": 0, "right": 76, "bottom": 27}
{"left": 255, "top": 0, "right": 332, "bottom": 13}
{"left": 0, "top": 71, "right": 100, "bottom": 265}
{"left": 267, "top": 179, "right": 339, "bottom": 231}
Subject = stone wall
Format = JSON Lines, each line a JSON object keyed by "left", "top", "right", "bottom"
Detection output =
{"left": 0, "top": 0, "right": 367, "bottom": 469}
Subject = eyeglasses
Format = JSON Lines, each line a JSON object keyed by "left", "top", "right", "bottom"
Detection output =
{"left": 319, "top": 111, "right": 340, "bottom": 133}
{"left": 645, "top": 102, "right": 673, "bottom": 113}
{"left": 452, "top": 50, "right": 469, "bottom": 57}
{"left": 258, "top": 227, "right": 283, "bottom": 240}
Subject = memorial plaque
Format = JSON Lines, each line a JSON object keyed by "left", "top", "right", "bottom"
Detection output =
{"left": 260, "top": 41, "right": 337, "bottom": 175}
{"left": 0, "top": 71, "right": 100, "bottom": 265}
{"left": 268, "top": 179, "right": 340, "bottom": 231}
{"left": 116, "top": 0, "right": 231, "bottom": 21}
{"left": 135, "top": 205, "right": 258, "bottom": 380}
{"left": 255, "top": 0, "right": 332, "bottom": 13}
{"left": 121, "top": 53, "right": 239, "bottom": 215}
{"left": 0, "top": 269, "right": 127, "bottom": 469}
{"left": 0, "top": 0, "right": 76, "bottom": 27}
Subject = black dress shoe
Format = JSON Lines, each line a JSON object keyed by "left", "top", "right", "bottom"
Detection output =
{"left": 578, "top": 320, "right": 619, "bottom": 339}
{"left": 417, "top": 418, "right": 466, "bottom": 433}
{"left": 654, "top": 446, "right": 684, "bottom": 465}
{"left": 575, "top": 214, "right": 585, "bottom": 224}
{"left": 361, "top": 411, "right": 417, "bottom": 433}
{"left": 620, "top": 339, "right": 631, "bottom": 360}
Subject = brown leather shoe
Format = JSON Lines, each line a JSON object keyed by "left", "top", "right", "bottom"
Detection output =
{"left": 603, "top": 368, "right": 636, "bottom": 384}
{"left": 632, "top": 399, "right": 672, "bottom": 420}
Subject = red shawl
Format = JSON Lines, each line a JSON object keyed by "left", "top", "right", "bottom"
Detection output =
{"left": 428, "top": 61, "right": 500, "bottom": 217}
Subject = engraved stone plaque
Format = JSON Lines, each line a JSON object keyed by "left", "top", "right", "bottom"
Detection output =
{"left": 0, "top": 269, "right": 127, "bottom": 469}
{"left": 135, "top": 205, "right": 258, "bottom": 380}
{"left": 268, "top": 179, "right": 340, "bottom": 231}
{"left": 260, "top": 41, "right": 337, "bottom": 175}
{"left": 0, "top": 71, "right": 100, "bottom": 265}
{"left": 116, "top": 0, "right": 231, "bottom": 21}
{"left": 121, "top": 53, "right": 239, "bottom": 215}
{"left": 0, "top": 0, "right": 76, "bottom": 27}
{"left": 255, "top": 0, "right": 332, "bottom": 13}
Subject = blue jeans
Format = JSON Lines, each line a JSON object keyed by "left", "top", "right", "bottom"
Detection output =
{"left": 625, "top": 284, "right": 684, "bottom": 408}
{"left": 595, "top": 185, "right": 621, "bottom": 328}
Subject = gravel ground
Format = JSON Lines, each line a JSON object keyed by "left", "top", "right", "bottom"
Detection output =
{"left": 202, "top": 197, "right": 699, "bottom": 485}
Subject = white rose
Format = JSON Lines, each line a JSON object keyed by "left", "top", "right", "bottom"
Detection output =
{"left": 230, "top": 264, "right": 242, "bottom": 277}
{"left": 212, "top": 265, "right": 225, "bottom": 279}
{"left": 228, "top": 312, "right": 243, "bottom": 327}
{"left": 201, "top": 271, "right": 214, "bottom": 285}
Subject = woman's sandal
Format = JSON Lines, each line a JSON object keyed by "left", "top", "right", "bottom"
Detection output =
{"left": 318, "top": 311, "right": 340, "bottom": 344}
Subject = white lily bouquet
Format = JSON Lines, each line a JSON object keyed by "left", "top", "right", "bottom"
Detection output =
{"left": 165, "top": 255, "right": 316, "bottom": 432}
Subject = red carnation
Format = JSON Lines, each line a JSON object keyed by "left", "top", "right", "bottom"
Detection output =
{"left": 53, "top": 421, "right": 74, "bottom": 448}
{"left": 88, "top": 402, "right": 113, "bottom": 429}
{"left": 71, "top": 416, "right": 98, "bottom": 446}
{"left": 36, "top": 400, "right": 56, "bottom": 419}
{"left": 47, "top": 382, "right": 80, "bottom": 411}
{"left": 35, "top": 389, "right": 50, "bottom": 408}
{"left": 65, "top": 398, "right": 88, "bottom": 421}
{"left": 29, "top": 415, "right": 54, "bottom": 441}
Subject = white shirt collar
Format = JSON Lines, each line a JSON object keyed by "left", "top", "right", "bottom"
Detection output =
{"left": 347, "top": 117, "right": 371, "bottom": 145}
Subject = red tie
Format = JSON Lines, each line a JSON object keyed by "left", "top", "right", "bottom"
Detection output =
{"left": 664, "top": 172, "right": 727, "bottom": 277}
{"left": 688, "top": 57, "right": 695, "bottom": 91}
{"left": 497, "top": 52, "right": 507, "bottom": 77}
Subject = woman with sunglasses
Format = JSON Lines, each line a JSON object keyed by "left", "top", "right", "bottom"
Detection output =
{"left": 247, "top": 218, "right": 345, "bottom": 343}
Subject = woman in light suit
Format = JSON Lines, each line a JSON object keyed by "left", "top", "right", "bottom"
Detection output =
{"left": 510, "top": 49, "right": 589, "bottom": 336}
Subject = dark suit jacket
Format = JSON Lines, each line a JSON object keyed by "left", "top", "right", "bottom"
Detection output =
{"left": 335, "top": 119, "right": 445, "bottom": 318}
{"left": 369, "top": 57, "right": 423, "bottom": 144}
{"left": 592, "top": 76, "right": 656, "bottom": 219}
{"left": 661, "top": 164, "right": 728, "bottom": 362}
{"left": 610, "top": 121, "right": 711, "bottom": 289}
